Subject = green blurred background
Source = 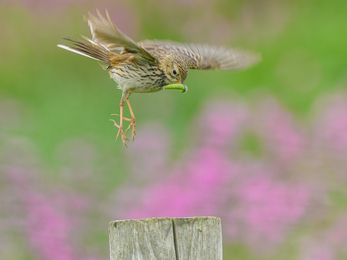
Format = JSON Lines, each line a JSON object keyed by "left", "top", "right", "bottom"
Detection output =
{"left": 1, "top": 0, "right": 347, "bottom": 259}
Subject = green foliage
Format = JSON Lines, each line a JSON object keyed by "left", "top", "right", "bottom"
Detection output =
{"left": 1, "top": 0, "right": 346, "bottom": 160}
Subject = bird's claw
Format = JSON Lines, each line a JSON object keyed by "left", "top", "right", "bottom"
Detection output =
{"left": 109, "top": 119, "right": 119, "bottom": 128}
{"left": 111, "top": 114, "right": 136, "bottom": 141}
{"left": 125, "top": 120, "right": 136, "bottom": 141}
{"left": 110, "top": 119, "right": 129, "bottom": 147}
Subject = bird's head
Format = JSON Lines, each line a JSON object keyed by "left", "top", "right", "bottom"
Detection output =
{"left": 162, "top": 54, "right": 188, "bottom": 87}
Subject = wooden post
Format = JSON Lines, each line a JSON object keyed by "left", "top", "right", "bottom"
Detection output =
{"left": 109, "top": 216, "right": 222, "bottom": 260}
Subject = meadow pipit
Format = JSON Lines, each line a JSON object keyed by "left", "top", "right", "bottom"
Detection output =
{"left": 58, "top": 10, "right": 260, "bottom": 147}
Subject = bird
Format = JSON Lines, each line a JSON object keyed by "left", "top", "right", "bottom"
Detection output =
{"left": 58, "top": 10, "right": 260, "bottom": 147}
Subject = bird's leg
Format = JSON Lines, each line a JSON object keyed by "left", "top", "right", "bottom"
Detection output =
{"left": 124, "top": 98, "right": 136, "bottom": 140}
{"left": 110, "top": 101, "right": 129, "bottom": 147}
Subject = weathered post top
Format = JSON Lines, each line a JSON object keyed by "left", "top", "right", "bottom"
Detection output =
{"left": 109, "top": 216, "right": 222, "bottom": 260}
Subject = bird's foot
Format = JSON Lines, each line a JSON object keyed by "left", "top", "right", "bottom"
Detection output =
{"left": 112, "top": 114, "right": 136, "bottom": 141}
{"left": 109, "top": 119, "right": 129, "bottom": 147}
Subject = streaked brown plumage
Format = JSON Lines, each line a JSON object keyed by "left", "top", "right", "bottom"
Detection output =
{"left": 58, "top": 10, "right": 260, "bottom": 147}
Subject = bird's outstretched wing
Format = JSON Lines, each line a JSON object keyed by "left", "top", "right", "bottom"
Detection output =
{"left": 86, "top": 10, "right": 156, "bottom": 64}
{"left": 138, "top": 40, "right": 260, "bottom": 70}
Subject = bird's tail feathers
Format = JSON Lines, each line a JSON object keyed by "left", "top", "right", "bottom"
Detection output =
{"left": 57, "top": 36, "right": 111, "bottom": 64}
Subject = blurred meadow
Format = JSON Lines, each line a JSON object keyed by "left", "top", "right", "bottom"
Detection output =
{"left": 1, "top": 0, "right": 347, "bottom": 259}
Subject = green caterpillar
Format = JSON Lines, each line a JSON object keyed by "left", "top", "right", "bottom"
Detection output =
{"left": 163, "top": 84, "right": 188, "bottom": 93}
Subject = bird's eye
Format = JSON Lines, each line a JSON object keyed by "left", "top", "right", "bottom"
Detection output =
{"left": 173, "top": 69, "right": 177, "bottom": 75}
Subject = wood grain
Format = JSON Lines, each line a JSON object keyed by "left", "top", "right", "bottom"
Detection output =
{"left": 109, "top": 217, "right": 222, "bottom": 260}
{"left": 173, "top": 217, "right": 222, "bottom": 260}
